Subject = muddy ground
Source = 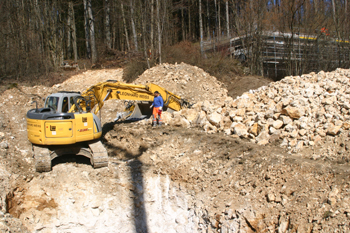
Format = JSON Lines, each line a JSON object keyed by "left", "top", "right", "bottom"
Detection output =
{"left": 0, "top": 65, "right": 349, "bottom": 232}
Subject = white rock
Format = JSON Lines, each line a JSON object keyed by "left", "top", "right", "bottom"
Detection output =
{"left": 273, "top": 120, "right": 283, "bottom": 129}
{"left": 231, "top": 123, "right": 248, "bottom": 138}
{"left": 207, "top": 112, "right": 222, "bottom": 127}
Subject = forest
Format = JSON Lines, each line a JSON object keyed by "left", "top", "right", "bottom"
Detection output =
{"left": 0, "top": 0, "right": 349, "bottom": 80}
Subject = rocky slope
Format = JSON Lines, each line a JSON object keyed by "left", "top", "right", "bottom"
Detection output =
{"left": 153, "top": 66, "right": 350, "bottom": 157}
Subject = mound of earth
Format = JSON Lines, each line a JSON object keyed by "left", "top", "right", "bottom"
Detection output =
{"left": 134, "top": 62, "right": 228, "bottom": 103}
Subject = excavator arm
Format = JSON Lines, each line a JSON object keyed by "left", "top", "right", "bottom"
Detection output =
{"left": 70, "top": 80, "right": 187, "bottom": 116}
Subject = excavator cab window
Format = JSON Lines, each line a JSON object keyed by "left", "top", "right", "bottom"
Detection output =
{"left": 45, "top": 96, "right": 59, "bottom": 112}
{"left": 70, "top": 97, "right": 78, "bottom": 112}
{"left": 62, "top": 97, "right": 69, "bottom": 112}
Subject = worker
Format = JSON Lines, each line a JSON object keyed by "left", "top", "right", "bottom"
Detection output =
{"left": 150, "top": 91, "right": 164, "bottom": 127}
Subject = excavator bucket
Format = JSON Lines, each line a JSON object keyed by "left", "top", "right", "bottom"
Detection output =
{"left": 126, "top": 102, "right": 153, "bottom": 120}
{"left": 115, "top": 101, "right": 175, "bottom": 122}
{"left": 115, "top": 102, "right": 153, "bottom": 121}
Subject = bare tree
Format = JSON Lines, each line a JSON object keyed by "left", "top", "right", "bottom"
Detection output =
{"left": 156, "top": 0, "right": 162, "bottom": 63}
{"left": 182, "top": 0, "right": 186, "bottom": 40}
{"left": 121, "top": 2, "right": 131, "bottom": 51}
{"left": 130, "top": 0, "right": 138, "bottom": 51}
{"left": 151, "top": 0, "right": 155, "bottom": 53}
{"left": 226, "top": 0, "right": 229, "bottom": 37}
{"left": 67, "top": 1, "right": 78, "bottom": 62}
{"left": 70, "top": 2, "right": 78, "bottom": 63}
{"left": 206, "top": 0, "right": 210, "bottom": 39}
{"left": 83, "top": 0, "right": 91, "bottom": 59}
{"left": 104, "top": 0, "right": 112, "bottom": 49}
{"left": 199, "top": 0, "right": 204, "bottom": 55}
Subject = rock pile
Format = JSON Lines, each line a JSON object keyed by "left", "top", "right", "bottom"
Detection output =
{"left": 134, "top": 62, "right": 228, "bottom": 103}
{"left": 152, "top": 68, "right": 350, "bottom": 151}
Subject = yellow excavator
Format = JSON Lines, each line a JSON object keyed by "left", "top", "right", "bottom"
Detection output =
{"left": 26, "top": 80, "right": 188, "bottom": 172}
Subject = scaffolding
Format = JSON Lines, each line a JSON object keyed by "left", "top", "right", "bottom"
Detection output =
{"left": 227, "top": 31, "right": 350, "bottom": 80}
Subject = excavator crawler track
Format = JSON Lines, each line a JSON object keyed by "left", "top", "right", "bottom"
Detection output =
{"left": 89, "top": 141, "right": 109, "bottom": 168}
{"left": 33, "top": 145, "right": 52, "bottom": 172}
{"left": 33, "top": 141, "right": 108, "bottom": 172}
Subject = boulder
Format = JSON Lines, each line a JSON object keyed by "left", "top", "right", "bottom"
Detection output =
{"left": 256, "top": 131, "right": 270, "bottom": 144}
{"left": 180, "top": 108, "right": 199, "bottom": 123}
{"left": 195, "top": 111, "right": 208, "bottom": 126}
{"left": 327, "top": 124, "right": 342, "bottom": 136}
{"left": 231, "top": 123, "right": 248, "bottom": 138}
{"left": 249, "top": 123, "right": 261, "bottom": 136}
{"left": 343, "top": 122, "right": 350, "bottom": 130}
{"left": 201, "top": 100, "right": 212, "bottom": 113}
{"left": 281, "top": 106, "right": 304, "bottom": 119}
{"left": 171, "top": 115, "right": 190, "bottom": 128}
{"left": 204, "top": 122, "right": 217, "bottom": 134}
{"left": 272, "top": 120, "right": 283, "bottom": 129}
{"left": 207, "top": 112, "right": 222, "bottom": 127}
{"left": 161, "top": 111, "right": 173, "bottom": 124}
{"left": 280, "top": 116, "right": 292, "bottom": 125}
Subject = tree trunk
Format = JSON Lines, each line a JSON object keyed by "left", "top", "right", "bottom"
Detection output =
{"left": 57, "top": 7, "right": 64, "bottom": 67}
{"left": 346, "top": 0, "right": 348, "bottom": 14}
{"left": 33, "top": 0, "right": 45, "bottom": 67}
{"left": 214, "top": 0, "right": 217, "bottom": 38}
{"left": 156, "top": 0, "right": 162, "bottom": 64}
{"left": 69, "top": 1, "right": 78, "bottom": 62}
{"left": 121, "top": 3, "right": 130, "bottom": 51}
{"left": 83, "top": 0, "right": 91, "bottom": 59}
{"left": 188, "top": 0, "right": 192, "bottom": 40}
{"left": 130, "top": 0, "right": 138, "bottom": 51}
{"left": 331, "top": 0, "right": 341, "bottom": 39}
{"left": 207, "top": 0, "right": 210, "bottom": 39}
{"left": 314, "top": 0, "right": 318, "bottom": 14}
{"left": 87, "top": 0, "right": 97, "bottom": 63}
{"left": 225, "top": 0, "right": 229, "bottom": 37}
{"left": 218, "top": 0, "right": 221, "bottom": 38}
{"left": 67, "top": 2, "right": 72, "bottom": 59}
{"left": 142, "top": 11, "right": 150, "bottom": 69}
{"left": 151, "top": 0, "right": 154, "bottom": 54}
{"left": 104, "top": 0, "right": 112, "bottom": 49}
{"left": 182, "top": 0, "right": 185, "bottom": 40}
{"left": 199, "top": 0, "right": 204, "bottom": 55}
{"left": 331, "top": 0, "right": 337, "bottom": 25}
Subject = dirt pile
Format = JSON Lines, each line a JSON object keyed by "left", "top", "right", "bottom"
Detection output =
{"left": 134, "top": 62, "right": 228, "bottom": 104}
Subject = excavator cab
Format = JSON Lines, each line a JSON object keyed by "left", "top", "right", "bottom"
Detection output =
{"left": 43, "top": 92, "right": 81, "bottom": 113}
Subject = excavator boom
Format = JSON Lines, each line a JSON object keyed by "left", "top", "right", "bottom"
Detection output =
{"left": 78, "top": 81, "right": 184, "bottom": 115}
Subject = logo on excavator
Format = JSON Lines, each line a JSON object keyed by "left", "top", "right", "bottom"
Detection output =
{"left": 120, "top": 92, "right": 149, "bottom": 99}
{"left": 139, "top": 94, "right": 149, "bottom": 99}
{"left": 78, "top": 128, "right": 90, "bottom": 132}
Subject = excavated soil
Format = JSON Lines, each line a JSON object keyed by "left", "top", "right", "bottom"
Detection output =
{"left": 0, "top": 64, "right": 349, "bottom": 232}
